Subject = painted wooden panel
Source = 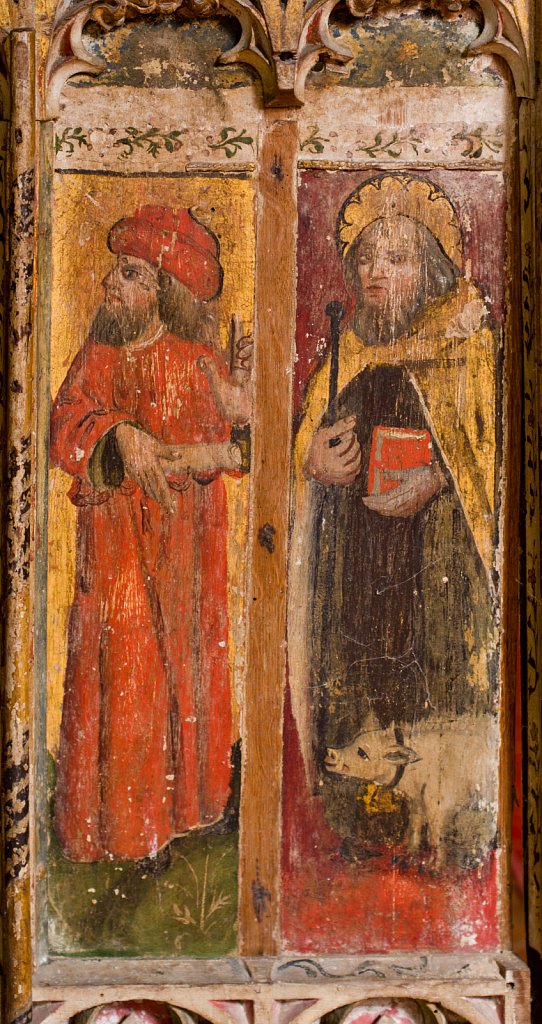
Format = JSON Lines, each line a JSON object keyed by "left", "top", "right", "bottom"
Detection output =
{"left": 39, "top": 16, "right": 515, "bottom": 960}
{"left": 45, "top": 168, "right": 255, "bottom": 956}
{"left": 284, "top": 164, "right": 508, "bottom": 953}
{"left": 0, "top": 4, "right": 525, "bottom": 1022}
{"left": 0, "top": 0, "right": 538, "bottom": 1016}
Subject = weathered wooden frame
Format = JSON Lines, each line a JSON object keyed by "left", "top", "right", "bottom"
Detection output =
{"left": 1, "top": 0, "right": 541, "bottom": 1021}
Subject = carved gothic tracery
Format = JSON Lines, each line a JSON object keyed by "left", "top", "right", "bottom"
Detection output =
{"left": 43, "top": 0, "right": 529, "bottom": 117}
{"left": 39, "top": 997, "right": 487, "bottom": 1024}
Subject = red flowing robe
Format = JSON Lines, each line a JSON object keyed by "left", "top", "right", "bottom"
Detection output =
{"left": 50, "top": 332, "right": 233, "bottom": 861}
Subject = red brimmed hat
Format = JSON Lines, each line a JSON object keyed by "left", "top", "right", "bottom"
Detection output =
{"left": 108, "top": 205, "right": 223, "bottom": 300}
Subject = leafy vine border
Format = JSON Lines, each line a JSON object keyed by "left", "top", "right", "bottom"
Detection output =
{"left": 55, "top": 122, "right": 504, "bottom": 163}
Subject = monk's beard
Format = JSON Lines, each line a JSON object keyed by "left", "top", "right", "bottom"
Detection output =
{"left": 352, "top": 291, "right": 424, "bottom": 346}
{"left": 90, "top": 302, "right": 159, "bottom": 346}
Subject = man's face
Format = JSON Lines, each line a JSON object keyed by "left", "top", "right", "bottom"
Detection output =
{"left": 354, "top": 216, "right": 423, "bottom": 321}
{"left": 101, "top": 254, "right": 160, "bottom": 341}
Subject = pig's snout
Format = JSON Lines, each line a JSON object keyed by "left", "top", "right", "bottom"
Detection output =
{"left": 324, "top": 747, "right": 344, "bottom": 773}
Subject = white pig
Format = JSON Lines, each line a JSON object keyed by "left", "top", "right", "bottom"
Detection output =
{"left": 325, "top": 714, "right": 498, "bottom": 867}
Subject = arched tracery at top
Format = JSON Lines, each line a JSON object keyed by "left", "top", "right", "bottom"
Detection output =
{"left": 43, "top": 0, "right": 530, "bottom": 117}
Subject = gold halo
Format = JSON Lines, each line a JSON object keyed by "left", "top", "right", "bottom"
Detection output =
{"left": 338, "top": 174, "right": 463, "bottom": 266}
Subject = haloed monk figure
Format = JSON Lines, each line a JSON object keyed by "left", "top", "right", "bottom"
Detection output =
{"left": 289, "top": 174, "right": 498, "bottom": 845}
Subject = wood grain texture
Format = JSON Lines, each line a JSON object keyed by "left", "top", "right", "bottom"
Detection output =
{"left": 33, "top": 118, "right": 54, "bottom": 966}
{"left": 500, "top": 952, "right": 532, "bottom": 1024}
{"left": 238, "top": 115, "right": 297, "bottom": 955}
{"left": 2, "top": 27, "right": 35, "bottom": 1024}
{"left": 31, "top": 953, "right": 531, "bottom": 1024}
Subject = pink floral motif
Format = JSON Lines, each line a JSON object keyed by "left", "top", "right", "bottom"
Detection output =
{"left": 341, "top": 1000, "right": 430, "bottom": 1024}
{"left": 88, "top": 1002, "right": 174, "bottom": 1024}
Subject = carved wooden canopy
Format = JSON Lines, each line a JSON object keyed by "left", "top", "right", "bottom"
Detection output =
{"left": 44, "top": 0, "right": 530, "bottom": 117}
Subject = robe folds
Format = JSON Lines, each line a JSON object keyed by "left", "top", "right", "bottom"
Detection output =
{"left": 51, "top": 331, "right": 234, "bottom": 861}
{"left": 289, "top": 278, "right": 499, "bottom": 797}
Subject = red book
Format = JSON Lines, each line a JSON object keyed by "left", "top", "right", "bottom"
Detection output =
{"left": 368, "top": 426, "right": 432, "bottom": 495}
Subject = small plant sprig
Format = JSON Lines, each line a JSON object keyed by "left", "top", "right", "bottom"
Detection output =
{"left": 356, "top": 129, "right": 423, "bottom": 159}
{"left": 55, "top": 127, "right": 91, "bottom": 156}
{"left": 207, "top": 127, "right": 254, "bottom": 159}
{"left": 172, "top": 853, "right": 232, "bottom": 949}
{"left": 114, "top": 127, "right": 186, "bottom": 159}
{"left": 452, "top": 125, "right": 504, "bottom": 159}
{"left": 299, "top": 124, "right": 330, "bottom": 154}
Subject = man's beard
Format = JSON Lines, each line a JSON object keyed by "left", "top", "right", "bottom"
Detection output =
{"left": 352, "top": 291, "right": 424, "bottom": 346}
{"left": 90, "top": 302, "right": 158, "bottom": 347}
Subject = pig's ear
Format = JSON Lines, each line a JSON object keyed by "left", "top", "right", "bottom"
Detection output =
{"left": 385, "top": 745, "right": 421, "bottom": 765}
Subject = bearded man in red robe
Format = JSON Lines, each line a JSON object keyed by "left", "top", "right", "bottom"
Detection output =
{"left": 51, "top": 205, "right": 251, "bottom": 864}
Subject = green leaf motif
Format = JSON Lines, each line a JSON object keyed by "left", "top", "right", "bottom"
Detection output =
{"left": 54, "top": 127, "right": 91, "bottom": 157}
{"left": 452, "top": 126, "right": 504, "bottom": 159}
{"left": 356, "top": 129, "right": 422, "bottom": 160}
{"left": 208, "top": 127, "right": 254, "bottom": 159}
{"left": 299, "top": 124, "right": 330, "bottom": 155}
{"left": 113, "top": 127, "right": 186, "bottom": 159}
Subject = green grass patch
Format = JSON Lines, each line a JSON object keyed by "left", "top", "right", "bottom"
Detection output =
{"left": 47, "top": 755, "right": 238, "bottom": 957}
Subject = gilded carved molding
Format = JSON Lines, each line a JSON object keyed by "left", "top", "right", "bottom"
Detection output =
{"left": 43, "top": 0, "right": 531, "bottom": 118}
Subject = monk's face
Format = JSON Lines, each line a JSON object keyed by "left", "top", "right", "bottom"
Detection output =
{"left": 100, "top": 254, "right": 160, "bottom": 341}
{"left": 354, "top": 217, "right": 423, "bottom": 320}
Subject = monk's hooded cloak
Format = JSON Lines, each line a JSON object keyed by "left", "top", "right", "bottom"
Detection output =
{"left": 289, "top": 277, "right": 499, "bottom": 805}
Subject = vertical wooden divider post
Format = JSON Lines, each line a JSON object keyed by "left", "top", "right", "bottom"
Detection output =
{"left": 497, "top": 93, "right": 525, "bottom": 953}
{"left": 239, "top": 114, "right": 297, "bottom": 956}
{"left": 522, "top": 50, "right": 542, "bottom": 1013}
{"left": 2, "top": 26, "right": 35, "bottom": 1024}
{"left": 33, "top": 118, "right": 54, "bottom": 966}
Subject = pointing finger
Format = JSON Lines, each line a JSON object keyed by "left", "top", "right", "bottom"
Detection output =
{"left": 232, "top": 312, "right": 245, "bottom": 343}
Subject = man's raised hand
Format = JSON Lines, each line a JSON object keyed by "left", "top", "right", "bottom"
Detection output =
{"left": 197, "top": 314, "right": 253, "bottom": 425}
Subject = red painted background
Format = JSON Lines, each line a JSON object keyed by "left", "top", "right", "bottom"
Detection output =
{"left": 282, "top": 167, "right": 506, "bottom": 954}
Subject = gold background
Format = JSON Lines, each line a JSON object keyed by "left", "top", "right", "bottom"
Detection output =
{"left": 47, "top": 173, "right": 255, "bottom": 753}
